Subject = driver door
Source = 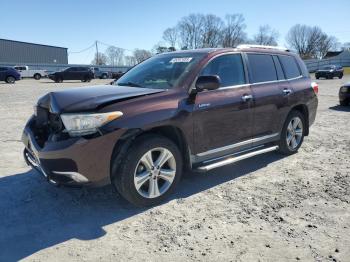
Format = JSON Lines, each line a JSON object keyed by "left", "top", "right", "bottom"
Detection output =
{"left": 192, "top": 53, "right": 254, "bottom": 161}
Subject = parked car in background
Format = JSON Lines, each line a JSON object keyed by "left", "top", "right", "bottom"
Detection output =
{"left": 48, "top": 67, "right": 94, "bottom": 83}
{"left": 91, "top": 67, "right": 111, "bottom": 79}
{"left": 14, "top": 65, "right": 47, "bottom": 80}
{"left": 111, "top": 71, "right": 125, "bottom": 80}
{"left": 22, "top": 45, "right": 318, "bottom": 206}
{"left": 0, "top": 67, "right": 21, "bottom": 83}
{"left": 339, "top": 82, "right": 350, "bottom": 106}
{"left": 315, "top": 65, "right": 343, "bottom": 79}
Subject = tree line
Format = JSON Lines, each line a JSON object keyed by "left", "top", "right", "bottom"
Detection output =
{"left": 92, "top": 13, "right": 343, "bottom": 66}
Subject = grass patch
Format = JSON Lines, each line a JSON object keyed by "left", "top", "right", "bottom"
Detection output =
{"left": 343, "top": 67, "right": 350, "bottom": 75}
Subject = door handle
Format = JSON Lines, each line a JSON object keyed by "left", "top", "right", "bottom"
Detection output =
{"left": 283, "top": 88, "right": 292, "bottom": 95}
{"left": 241, "top": 94, "right": 253, "bottom": 102}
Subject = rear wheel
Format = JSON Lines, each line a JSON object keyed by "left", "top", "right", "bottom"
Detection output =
{"left": 34, "top": 73, "right": 41, "bottom": 80}
{"left": 101, "top": 74, "right": 107, "bottom": 79}
{"left": 112, "top": 135, "right": 183, "bottom": 207}
{"left": 339, "top": 74, "right": 343, "bottom": 79}
{"left": 55, "top": 77, "right": 63, "bottom": 83}
{"left": 5, "top": 76, "right": 15, "bottom": 84}
{"left": 278, "top": 110, "right": 305, "bottom": 155}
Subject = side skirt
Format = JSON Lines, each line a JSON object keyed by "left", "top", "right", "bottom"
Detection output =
{"left": 194, "top": 145, "right": 279, "bottom": 172}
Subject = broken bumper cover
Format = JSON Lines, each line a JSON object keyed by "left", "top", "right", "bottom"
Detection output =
{"left": 22, "top": 118, "right": 125, "bottom": 187}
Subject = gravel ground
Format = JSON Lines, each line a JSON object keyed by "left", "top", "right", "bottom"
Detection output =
{"left": 0, "top": 77, "right": 349, "bottom": 262}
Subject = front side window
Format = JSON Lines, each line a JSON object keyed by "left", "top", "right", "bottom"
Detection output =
{"left": 200, "top": 54, "right": 246, "bottom": 87}
{"left": 279, "top": 55, "right": 301, "bottom": 79}
{"left": 247, "top": 54, "right": 277, "bottom": 83}
{"left": 116, "top": 53, "right": 206, "bottom": 89}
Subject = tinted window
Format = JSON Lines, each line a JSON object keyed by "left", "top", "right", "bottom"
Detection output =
{"left": 273, "top": 56, "right": 285, "bottom": 80}
{"left": 279, "top": 55, "right": 301, "bottom": 79}
{"left": 201, "top": 54, "right": 246, "bottom": 87}
{"left": 0, "top": 67, "right": 6, "bottom": 71}
{"left": 247, "top": 54, "right": 277, "bottom": 83}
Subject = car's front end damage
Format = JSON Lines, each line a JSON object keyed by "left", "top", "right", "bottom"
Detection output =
{"left": 21, "top": 85, "right": 164, "bottom": 186}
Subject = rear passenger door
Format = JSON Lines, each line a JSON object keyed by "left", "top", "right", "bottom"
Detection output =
{"left": 246, "top": 53, "right": 291, "bottom": 140}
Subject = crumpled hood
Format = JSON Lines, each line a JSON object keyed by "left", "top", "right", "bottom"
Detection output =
{"left": 37, "top": 85, "right": 165, "bottom": 113}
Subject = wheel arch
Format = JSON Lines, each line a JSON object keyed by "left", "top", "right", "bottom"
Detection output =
{"left": 110, "top": 125, "right": 192, "bottom": 181}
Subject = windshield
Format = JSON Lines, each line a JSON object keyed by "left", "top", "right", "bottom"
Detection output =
{"left": 321, "top": 66, "right": 334, "bottom": 70}
{"left": 115, "top": 53, "right": 206, "bottom": 89}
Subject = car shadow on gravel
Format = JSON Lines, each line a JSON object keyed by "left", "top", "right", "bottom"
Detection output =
{"left": 0, "top": 152, "right": 284, "bottom": 261}
{"left": 329, "top": 105, "right": 350, "bottom": 112}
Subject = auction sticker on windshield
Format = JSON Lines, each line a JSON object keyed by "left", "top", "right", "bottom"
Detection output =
{"left": 169, "top": 57, "right": 193, "bottom": 63}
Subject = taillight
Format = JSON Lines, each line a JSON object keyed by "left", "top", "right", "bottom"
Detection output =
{"left": 311, "top": 82, "right": 318, "bottom": 95}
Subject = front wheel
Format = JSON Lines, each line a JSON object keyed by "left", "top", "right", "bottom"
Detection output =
{"left": 277, "top": 111, "right": 305, "bottom": 155}
{"left": 112, "top": 135, "right": 183, "bottom": 207}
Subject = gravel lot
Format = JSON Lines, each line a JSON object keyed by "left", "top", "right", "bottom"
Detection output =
{"left": 0, "top": 76, "right": 349, "bottom": 262}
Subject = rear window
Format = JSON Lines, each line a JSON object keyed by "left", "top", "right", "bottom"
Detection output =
{"left": 247, "top": 54, "right": 277, "bottom": 83}
{"left": 279, "top": 55, "right": 301, "bottom": 79}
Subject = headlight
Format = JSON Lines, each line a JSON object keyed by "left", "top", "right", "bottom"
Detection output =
{"left": 340, "top": 86, "right": 348, "bottom": 93}
{"left": 61, "top": 111, "right": 123, "bottom": 136}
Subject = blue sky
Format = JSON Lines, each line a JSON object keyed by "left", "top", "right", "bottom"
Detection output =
{"left": 1, "top": 0, "right": 349, "bottom": 64}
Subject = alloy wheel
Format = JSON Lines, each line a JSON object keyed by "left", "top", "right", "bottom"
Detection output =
{"left": 134, "top": 147, "right": 176, "bottom": 199}
{"left": 286, "top": 117, "right": 303, "bottom": 150}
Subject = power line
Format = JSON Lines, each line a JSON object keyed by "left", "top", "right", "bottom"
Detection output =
{"left": 97, "top": 41, "right": 133, "bottom": 52}
{"left": 68, "top": 43, "right": 95, "bottom": 54}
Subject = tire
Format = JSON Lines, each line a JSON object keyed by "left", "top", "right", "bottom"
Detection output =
{"left": 5, "top": 76, "right": 15, "bottom": 84}
{"left": 82, "top": 76, "right": 91, "bottom": 82}
{"left": 277, "top": 110, "right": 305, "bottom": 155}
{"left": 101, "top": 74, "right": 107, "bottom": 79}
{"left": 34, "top": 73, "right": 41, "bottom": 80}
{"left": 111, "top": 134, "right": 183, "bottom": 207}
{"left": 55, "top": 77, "right": 63, "bottom": 83}
{"left": 339, "top": 74, "right": 343, "bottom": 79}
{"left": 340, "top": 100, "right": 348, "bottom": 106}
{"left": 316, "top": 76, "right": 319, "bottom": 80}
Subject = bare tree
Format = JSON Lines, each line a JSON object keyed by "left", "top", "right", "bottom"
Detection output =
{"left": 253, "top": 25, "right": 279, "bottom": 46}
{"left": 91, "top": 52, "right": 108, "bottom": 65}
{"left": 201, "top": 14, "right": 223, "bottom": 48}
{"left": 317, "top": 35, "right": 338, "bottom": 58}
{"left": 105, "top": 46, "right": 124, "bottom": 66}
{"left": 124, "top": 55, "right": 137, "bottom": 66}
{"left": 163, "top": 27, "right": 178, "bottom": 48}
{"left": 177, "top": 14, "right": 204, "bottom": 49}
{"left": 133, "top": 49, "right": 152, "bottom": 63}
{"left": 286, "top": 24, "right": 336, "bottom": 59}
{"left": 221, "top": 14, "right": 247, "bottom": 47}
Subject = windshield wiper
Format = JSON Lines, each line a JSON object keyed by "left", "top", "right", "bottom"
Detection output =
{"left": 117, "top": 81, "right": 143, "bottom": 87}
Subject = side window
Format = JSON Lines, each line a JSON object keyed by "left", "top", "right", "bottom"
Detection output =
{"left": 247, "top": 54, "right": 277, "bottom": 83}
{"left": 278, "top": 55, "right": 301, "bottom": 79}
{"left": 0, "top": 67, "right": 6, "bottom": 71}
{"left": 201, "top": 54, "right": 246, "bottom": 87}
{"left": 273, "top": 56, "right": 285, "bottom": 80}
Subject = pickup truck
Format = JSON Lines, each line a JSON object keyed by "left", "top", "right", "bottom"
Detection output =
{"left": 14, "top": 66, "right": 48, "bottom": 80}
{"left": 91, "top": 67, "right": 111, "bottom": 79}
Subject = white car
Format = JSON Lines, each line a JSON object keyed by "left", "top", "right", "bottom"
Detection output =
{"left": 14, "top": 66, "right": 48, "bottom": 80}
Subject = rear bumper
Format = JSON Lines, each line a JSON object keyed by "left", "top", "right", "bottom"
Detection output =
{"left": 22, "top": 116, "right": 125, "bottom": 187}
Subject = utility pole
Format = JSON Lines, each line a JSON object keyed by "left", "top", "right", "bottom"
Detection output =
{"left": 95, "top": 41, "right": 99, "bottom": 65}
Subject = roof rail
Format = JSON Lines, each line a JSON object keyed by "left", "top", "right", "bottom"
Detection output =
{"left": 236, "top": 44, "right": 290, "bottom": 52}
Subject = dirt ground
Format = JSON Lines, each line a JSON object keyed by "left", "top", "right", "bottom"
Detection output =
{"left": 0, "top": 76, "right": 349, "bottom": 262}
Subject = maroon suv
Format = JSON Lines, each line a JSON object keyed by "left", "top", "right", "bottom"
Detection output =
{"left": 22, "top": 45, "right": 318, "bottom": 206}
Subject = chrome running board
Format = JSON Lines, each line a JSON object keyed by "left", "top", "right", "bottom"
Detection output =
{"left": 196, "top": 145, "right": 279, "bottom": 172}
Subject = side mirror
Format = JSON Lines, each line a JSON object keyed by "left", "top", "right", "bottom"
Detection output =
{"left": 195, "top": 75, "right": 221, "bottom": 92}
